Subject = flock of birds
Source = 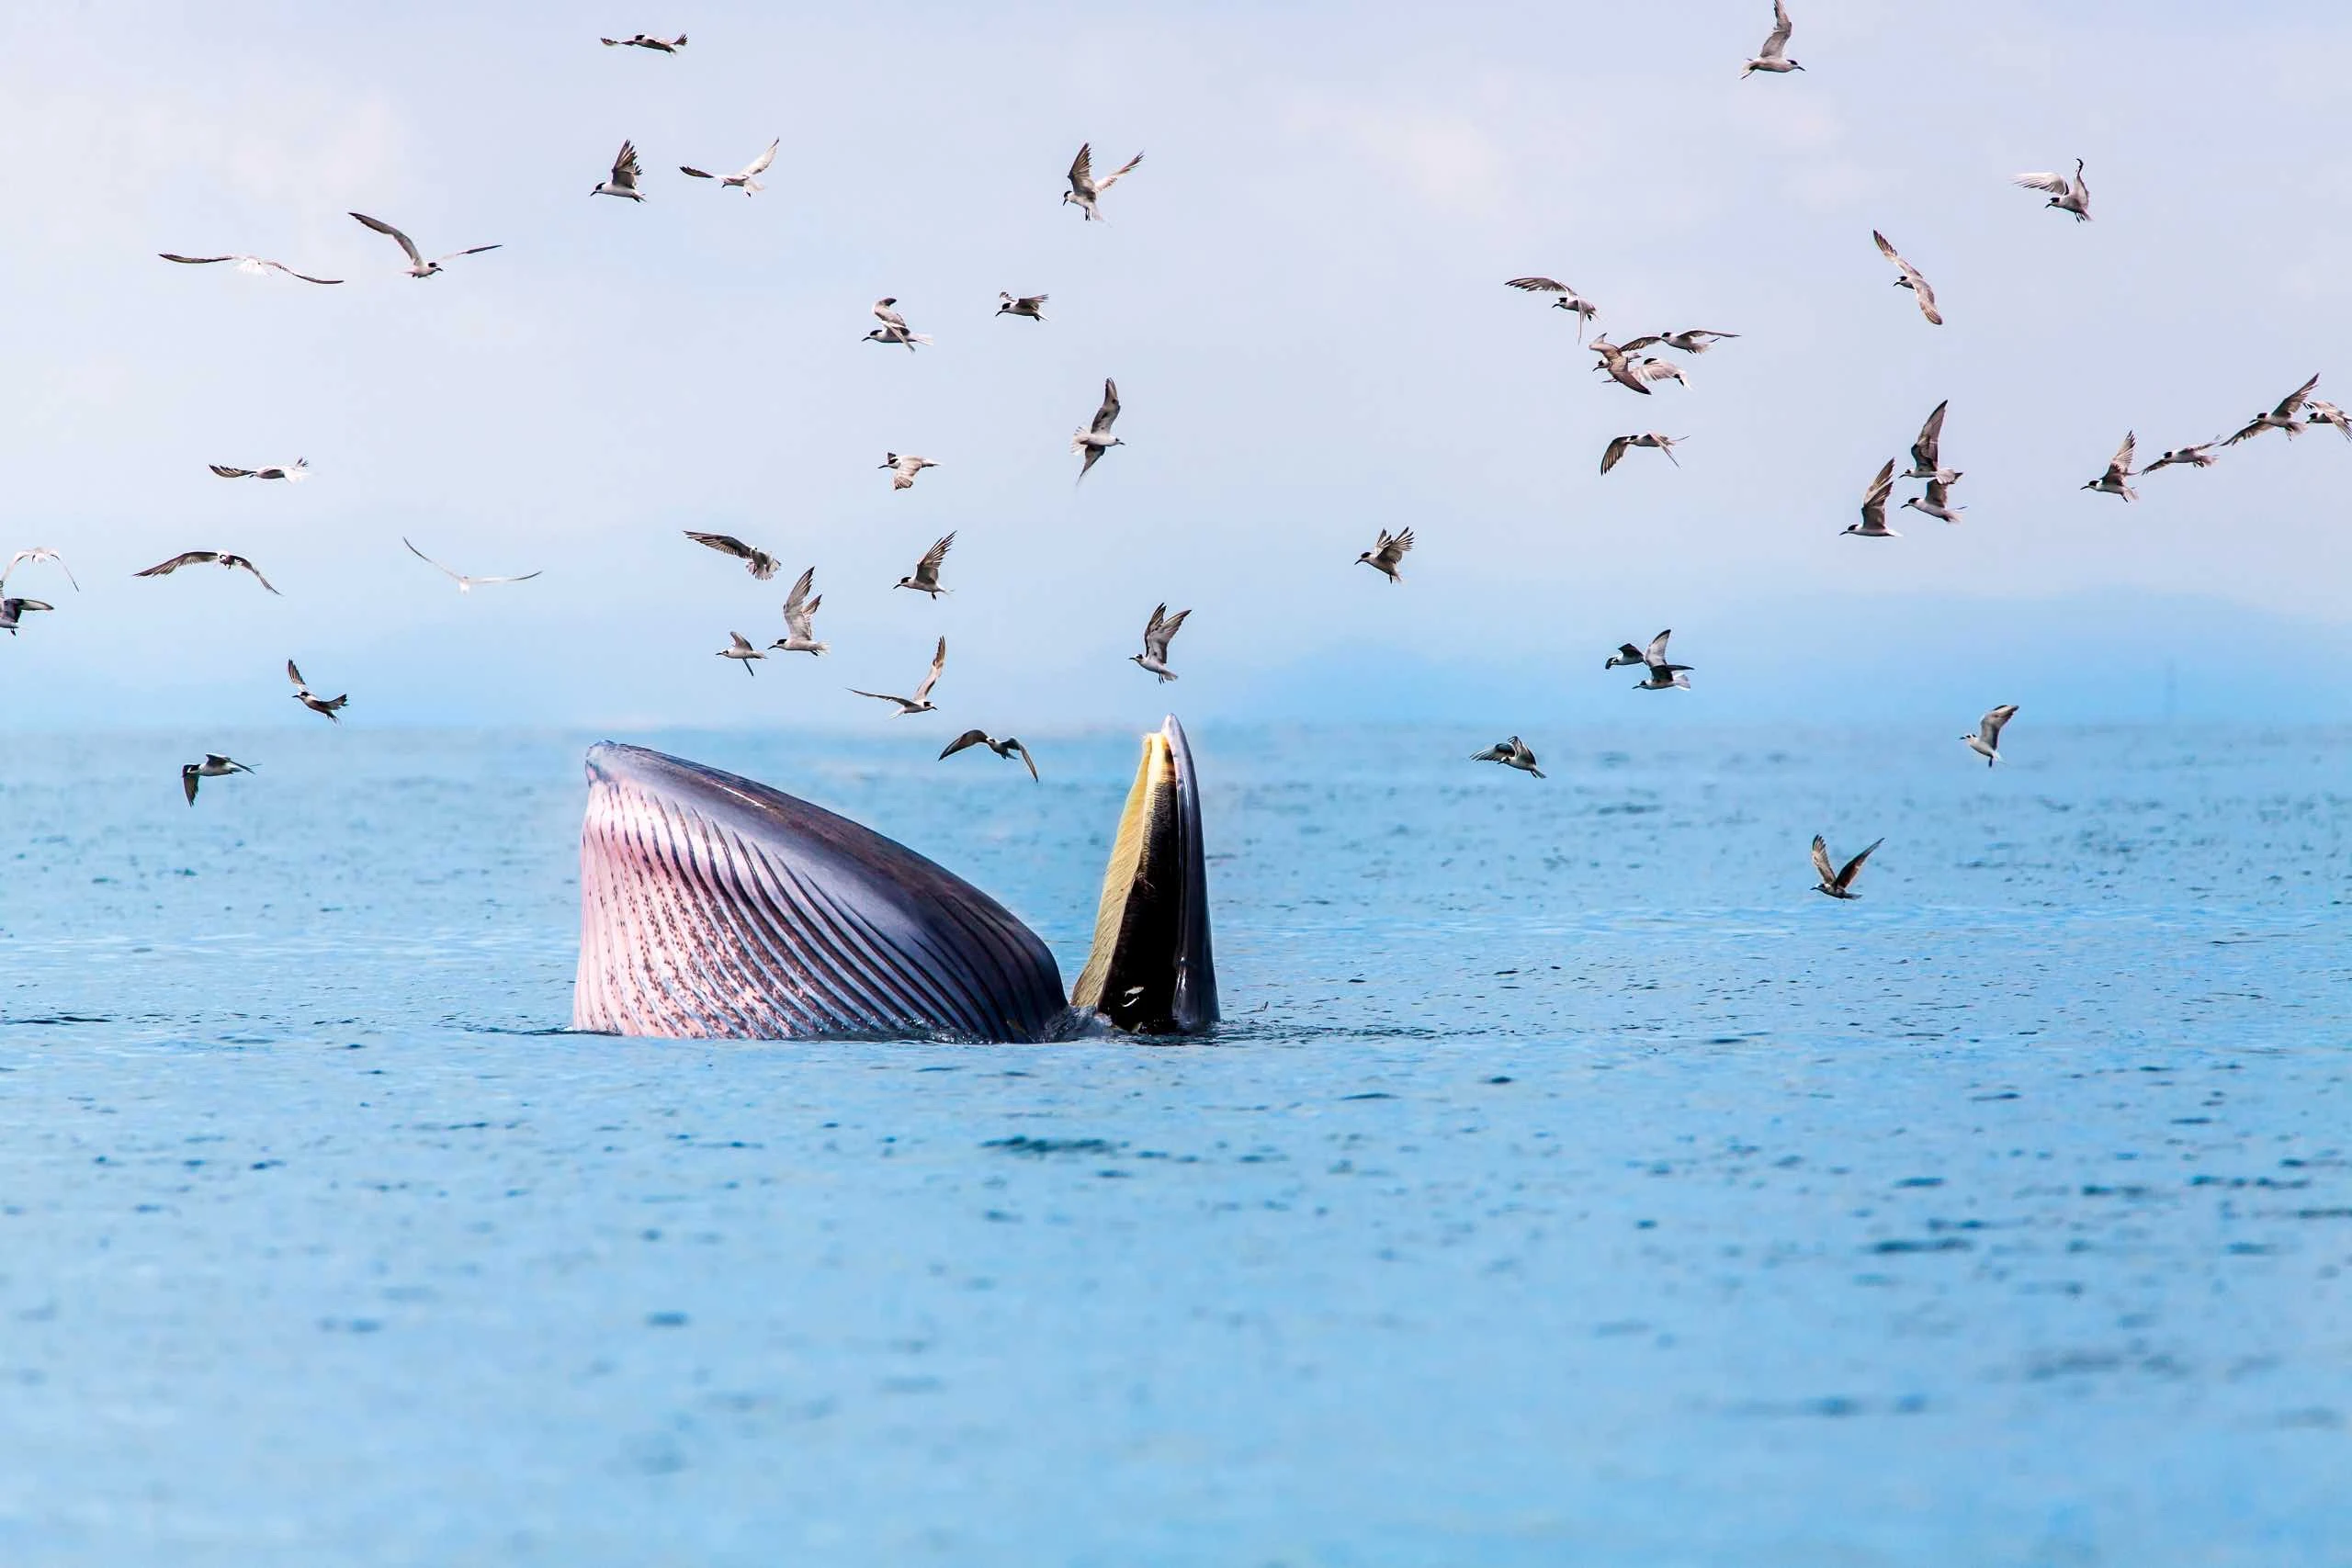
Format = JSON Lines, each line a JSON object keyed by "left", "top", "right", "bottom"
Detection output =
{"left": 0, "top": 8, "right": 2332, "bottom": 901}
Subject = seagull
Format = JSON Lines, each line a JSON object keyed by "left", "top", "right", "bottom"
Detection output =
{"left": 181, "top": 754, "right": 254, "bottom": 807}
{"left": 880, "top": 453, "right": 938, "bottom": 491}
{"left": 286, "top": 660, "right": 348, "bottom": 722}
{"left": 2224, "top": 374, "right": 2321, "bottom": 445}
{"left": 717, "top": 632, "right": 765, "bottom": 675}
{"left": 349, "top": 213, "right": 501, "bottom": 278}
{"left": 135, "top": 551, "right": 281, "bottom": 593}
{"left": 683, "top": 531, "right": 780, "bottom": 581}
{"left": 158, "top": 253, "right": 342, "bottom": 286}
{"left": 1503, "top": 277, "right": 1600, "bottom": 340}
{"left": 768, "top": 568, "right": 829, "bottom": 656}
{"left": 600, "top": 32, "right": 686, "bottom": 51}
{"left": 864, "top": 298, "right": 932, "bottom": 350}
{"left": 1903, "top": 400, "right": 1960, "bottom": 483}
{"left": 941, "top": 729, "right": 1040, "bottom": 782}
{"left": 996, "top": 292, "right": 1048, "bottom": 321}
{"left": 1589, "top": 338, "right": 1654, "bottom": 396}
{"left": 0, "top": 597, "right": 53, "bottom": 635}
{"left": 2013, "top": 159, "right": 2091, "bottom": 221}
{"left": 1654, "top": 329, "right": 1740, "bottom": 355}
{"left": 895, "top": 533, "right": 955, "bottom": 598}
{"left": 1872, "top": 231, "right": 1943, "bottom": 325}
{"left": 1844, "top": 458, "right": 1902, "bottom": 536}
{"left": 2143, "top": 440, "right": 2223, "bottom": 472}
{"left": 402, "top": 537, "right": 543, "bottom": 592}
{"left": 1962, "top": 704, "right": 2018, "bottom": 767}
{"left": 1470, "top": 736, "right": 1545, "bottom": 777}
{"left": 2081, "top": 432, "right": 2138, "bottom": 501}
{"left": 679, "top": 138, "right": 778, "bottom": 193}
{"left": 1601, "top": 433, "right": 1685, "bottom": 474}
{"left": 1, "top": 547, "right": 78, "bottom": 593}
{"left": 2303, "top": 400, "right": 2352, "bottom": 440}
{"left": 209, "top": 458, "right": 308, "bottom": 482}
{"left": 1903, "top": 476, "right": 1966, "bottom": 525}
{"left": 1132, "top": 603, "right": 1188, "bottom": 682}
{"left": 1606, "top": 629, "right": 1692, "bottom": 689}
{"left": 1357, "top": 526, "right": 1414, "bottom": 582}
{"left": 1811, "top": 835, "right": 1883, "bottom": 899}
{"left": 850, "top": 636, "right": 946, "bottom": 716}
{"left": 592, "top": 140, "right": 646, "bottom": 200}
{"left": 1073, "top": 378, "right": 1125, "bottom": 479}
{"left": 1743, "top": 0, "right": 1803, "bottom": 74}
{"left": 1063, "top": 142, "right": 1143, "bottom": 221}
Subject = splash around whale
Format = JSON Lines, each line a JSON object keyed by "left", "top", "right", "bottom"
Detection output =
{"left": 571, "top": 716, "right": 1216, "bottom": 1043}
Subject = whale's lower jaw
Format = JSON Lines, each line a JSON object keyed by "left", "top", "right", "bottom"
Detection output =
{"left": 570, "top": 718, "right": 1216, "bottom": 1043}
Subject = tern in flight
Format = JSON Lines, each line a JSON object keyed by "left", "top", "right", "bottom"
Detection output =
{"left": 210, "top": 458, "right": 308, "bottom": 482}
{"left": 1903, "top": 400, "right": 1960, "bottom": 484}
{"left": 880, "top": 453, "right": 938, "bottom": 491}
{"left": 684, "top": 531, "right": 780, "bottom": 581}
{"left": 349, "top": 213, "right": 501, "bottom": 277}
{"left": 2224, "top": 374, "right": 2321, "bottom": 446}
{"left": 1073, "top": 378, "right": 1125, "bottom": 479}
{"left": 2014, "top": 159, "right": 2091, "bottom": 221}
{"left": 1962, "top": 704, "right": 2018, "bottom": 767}
{"left": 1843, "top": 459, "right": 1901, "bottom": 536}
{"left": 1873, "top": 231, "right": 1942, "bottom": 325}
{"left": 2081, "top": 432, "right": 2139, "bottom": 500}
{"left": 592, "top": 141, "right": 646, "bottom": 200}
{"left": 1589, "top": 338, "right": 1655, "bottom": 396}
{"left": 1601, "top": 433, "right": 1685, "bottom": 474}
{"left": 1357, "top": 527, "right": 1414, "bottom": 582}
{"left": 2, "top": 547, "right": 78, "bottom": 593}
{"left": 2143, "top": 440, "right": 2222, "bottom": 473}
{"left": 717, "top": 633, "right": 765, "bottom": 675}
{"left": 182, "top": 754, "right": 254, "bottom": 806}
{"left": 2303, "top": 400, "right": 2352, "bottom": 440}
{"left": 135, "top": 551, "right": 281, "bottom": 594}
{"left": 1131, "top": 604, "right": 1189, "bottom": 682}
{"left": 864, "top": 298, "right": 932, "bottom": 350}
{"left": 1743, "top": 0, "right": 1803, "bottom": 74}
{"left": 0, "top": 597, "right": 53, "bottom": 635}
{"left": 996, "top": 292, "right": 1048, "bottom": 321}
{"left": 1605, "top": 629, "right": 1693, "bottom": 688}
{"left": 941, "top": 730, "right": 1040, "bottom": 782}
{"left": 159, "top": 252, "right": 341, "bottom": 285}
{"left": 850, "top": 637, "right": 946, "bottom": 716}
{"left": 601, "top": 32, "right": 685, "bottom": 51}
{"left": 402, "top": 537, "right": 543, "bottom": 592}
{"left": 769, "top": 568, "right": 829, "bottom": 656}
{"left": 1503, "top": 276, "right": 1600, "bottom": 339}
{"left": 286, "top": 660, "right": 349, "bottom": 722}
{"left": 1471, "top": 736, "right": 1545, "bottom": 778}
{"left": 1903, "top": 476, "right": 1965, "bottom": 525}
{"left": 1811, "top": 835, "right": 1883, "bottom": 899}
{"left": 895, "top": 533, "right": 956, "bottom": 598}
{"left": 1064, "top": 142, "right": 1143, "bottom": 221}
{"left": 679, "top": 138, "right": 778, "bottom": 193}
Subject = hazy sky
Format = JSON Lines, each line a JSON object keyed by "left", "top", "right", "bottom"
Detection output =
{"left": 6, "top": 1, "right": 2352, "bottom": 732}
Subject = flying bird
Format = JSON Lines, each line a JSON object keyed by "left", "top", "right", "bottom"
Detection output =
{"left": 1601, "top": 433, "right": 1685, "bottom": 474}
{"left": 2013, "top": 159, "right": 2092, "bottom": 221}
{"left": 2, "top": 547, "right": 77, "bottom": 593}
{"left": 679, "top": 138, "right": 778, "bottom": 193}
{"left": 880, "top": 452, "right": 938, "bottom": 490}
{"left": 600, "top": 32, "right": 685, "bottom": 51}
{"left": 2224, "top": 374, "right": 2321, "bottom": 445}
{"left": 1470, "top": 736, "right": 1545, "bottom": 777}
{"left": 1589, "top": 338, "right": 1654, "bottom": 396}
{"left": 1132, "top": 603, "right": 1188, "bottom": 682}
{"left": 349, "top": 212, "right": 501, "bottom": 278}
{"left": 1903, "top": 476, "right": 1965, "bottom": 525}
{"left": 684, "top": 531, "right": 780, "bottom": 581}
{"left": 850, "top": 636, "right": 946, "bottom": 716}
{"left": 135, "top": 551, "right": 281, "bottom": 594}
{"left": 895, "top": 533, "right": 956, "bottom": 598}
{"left": 181, "top": 754, "right": 254, "bottom": 807}
{"left": 158, "top": 253, "right": 342, "bottom": 286}
{"left": 210, "top": 458, "right": 308, "bottom": 482}
{"left": 1064, "top": 142, "right": 1143, "bottom": 221}
{"left": 768, "top": 568, "right": 829, "bottom": 656}
{"left": 1903, "top": 400, "right": 1959, "bottom": 484}
{"left": 0, "top": 597, "right": 53, "bottom": 635}
{"left": 941, "top": 729, "right": 1040, "bottom": 782}
{"left": 1357, "top": 526, "right": 1414, "bottom": 582}
{"left": 996, "top": 292, "right": 1048, "bottom": 321}
{"left": 402, "top": 537, "right": 542, "bottom": 592}
{"left": 1605, "top": 629, "right": 1692, "bottom": 690}
{"left": 717, "top": 632, "right": 765, "bottom": 674}
{"left": 1811, "top": 835, "right": 1883, "bottom": 899}
{"left": 2081, "top": 432, "right": 2138, "bottom": 501}
{"left": 1073, "top": 378, "right": 1125, "bottom": 479}
{"left": 2303, "top": 400, "right": 2352, "bottom": 440}
{"left": 2143, "top": 440, "right": 2222, "bottom": 472}
{"left": 864, "top": 297, "right": 932, "bottom": 350}
{"left": 1743, "top": 0, "right": 1803, "bottom": 74}
{"left": 1962, "top": 704, "right": 2018, "bottom": 767}
{"left": 1653, "top": 329, "right": 1739, "bottom": 355}
{"left": 1843, "top": 458, "right": 1902, "bottom": 536}
{"left": 286, "top": 660, "right": 348, "bottom": 722}
{"left": 1503, "top": 277, "right": 1600, "bottom": 339}
{"left": 1630, "top": 356, "right": 1690, "bottom": 390}
{"left": 592, "top": 140, "right": 646, "bottom": 200}
{"left": 1872, "top": 231, "right": 1942, "bottom": 325}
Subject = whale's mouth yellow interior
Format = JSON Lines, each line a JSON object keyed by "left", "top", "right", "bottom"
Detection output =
{"left": 1071, "top": 729, "right": 1177, "bottom": 1022}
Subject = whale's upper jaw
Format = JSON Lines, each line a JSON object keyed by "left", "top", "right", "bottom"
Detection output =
{"left": 571, "top": 742, "right": 1067, "bottom": 1042}
{"left": 1069, "top": 716, "right": 1218, "bottom": 1036}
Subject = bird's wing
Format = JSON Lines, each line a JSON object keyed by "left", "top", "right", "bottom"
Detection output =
{"left": 919, "top": 532, "right": 955, "bottom": 573}
{"left": 1470, "top": 742, "right": 1510, "bottom": 762}
{"left": 1149, "top": 607, "right": 1191, "bottom": 659}
{"left": 679, "top": 164, "right": 715, "bottom": 179}
{"left": 1504, "top": 276, "right": 1567, "bottom": 293}
{"left": 403, "top": 537, "right": 464, "bottom": 579}
{"left": 2012, "top": 171, "right": 2073, "bottom": 195}
{"left": 612, "top": 140, "right": 641, "bottom": 183}
{"left": 350, "top": 211, "right": 424, "bottom": 266}
{"left": 1100, "top": 151, "right": 1144, "bottom": 187}
{"left": 1645, "top": 629, "right": 1675, "bottom": 667}
{"left": 1092, "top": 378, "right": 1121, "bottom": 434}
{"left": 940, "top": 728, "right": 989, "bottom": 759}
{"left": 782, "top": 565, "right": 816, "bottom": 615}
{"left": 847, "top": 689, "right": 901, "bottom": 705}
{"left": 438, "top": 244, "right": 502, "bottom": 260}
{"left": 1924, "top": 478, "right": 1951, "bottom": 505}
{"left": 1068, "top": 142, "right": 1094, "bottom": 188}
{"left": 210, "top": 465, "right": 254, "bottom": 478}
{"left": 2110, "top": 430, "right": 2136, "bottom": 474}
{"left": 466, "top": 571, "right": 543, "bottom": 585}
{"left": 1913, "top": 399, "right": 1948, "bottom": 467}
{"left": 1865, "top": 457, "right": 1896, "bottom": 504}
{"left": 1981, "top": 704, "right": 2018, "bottom": 746}
{"left": 685, "top": 531, "right": 752, "bottom": 560}
{"left": 183, "top": 769, "right": 199, "bottom": 805}
{"left": 1012, "top": 740, "right": 1039, "bottom": 782}
{"left": 1764, "top": 0, "right": 1794, "bottom": 52}
{"left": 160, "top": 254, "right": 232, "bottom": 265}
{"left": 264, "top": 259, "right": 343, "bottom": 285}
{"left": 1600, "top": 435, "right": 1630, "bottom": 475}
{"left": 1811, "top": 836, "right": 1837, "bottom": 886}
{"left": 1873, "top": 230, "right": 1899, "bottom": 263}
{"left": 1838, "top": 838, "right": 1884, "bottom": 889}
{"left": 728, "top": 633, "right": 756, "bottom": 655}
{"left": 287, "top": 660, "right": 306, "bottom": 690}
{"left": 136, "top": 552, "right": 214, "bottom": 577}
{"left": 741, "top": 139, "right": 780, "bottom": 179}
{"left": 2277, "top": 373, "right": 2322, "bottom": 417}
{"left": 1618, "top": 334, "right": 1664, "bottom": 354}
{"left": 913, "top": 636, "right": 946, "bottom": 703}
{"left": 1390, "top": 526, "right": 1414, "bottom": 556}
{"left": 230, "top": 557, "right": 282, "bottom": 594}
{"left": 1909, "top": 270, "right": 1940, "bottom": 322}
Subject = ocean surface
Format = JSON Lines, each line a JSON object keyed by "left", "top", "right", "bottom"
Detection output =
{"left": 3, "top": 723, "right": 2349, "bottom": 1566}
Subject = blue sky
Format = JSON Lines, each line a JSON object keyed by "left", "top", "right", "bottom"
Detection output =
{"left": 5, "top": 1, "right": 2351, "bottom": 731}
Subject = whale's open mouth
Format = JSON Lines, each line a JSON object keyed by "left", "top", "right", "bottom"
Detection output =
{"left": 571, "top": 717, "right": 1216, "bottom": 1042}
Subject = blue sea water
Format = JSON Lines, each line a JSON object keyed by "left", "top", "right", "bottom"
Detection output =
{"left": 3, "top": 723, "right": 2349, "bottom": 1566}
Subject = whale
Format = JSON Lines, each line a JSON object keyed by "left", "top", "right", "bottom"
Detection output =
{"left": 571, "top": 715, "right": 1216, "bottom": 1042}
